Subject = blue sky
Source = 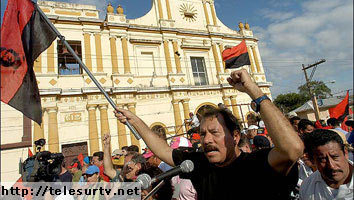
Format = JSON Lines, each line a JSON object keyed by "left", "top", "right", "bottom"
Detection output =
{"left": 1, "top": 0, "right": 353, "bottom": 98}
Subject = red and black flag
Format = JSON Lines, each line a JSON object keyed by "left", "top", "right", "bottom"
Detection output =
{"left": 329, "top": 91, "right": 350, "bottom": 122}
{"left": 1, "top": 0, "right": 57, "bottom": 125}
{"left": 222, "top": 40, "right": 251, "bottom": 69}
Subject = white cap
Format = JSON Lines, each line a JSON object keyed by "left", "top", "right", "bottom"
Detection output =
{"left": 259, "top": 121, "right": 265, "bottom": 128}
{"left": 248, "top": 125, "right": 259, "bottom": 130}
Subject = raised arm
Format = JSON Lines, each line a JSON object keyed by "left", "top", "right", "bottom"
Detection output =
{"left": 103, "top": 133, "right": 116, "bottom": 179}
{"left": 227, "top": 69, "right": 304, "bottom": 175}
{"left": 114, "top": 109, "right": 175, "bottom": 167}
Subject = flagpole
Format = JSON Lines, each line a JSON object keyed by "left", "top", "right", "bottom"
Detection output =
{"left": 34, "top": 3, "right": 141, "bottom": 140}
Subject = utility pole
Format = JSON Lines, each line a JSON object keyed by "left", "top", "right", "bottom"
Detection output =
{"left": 302, "top": 59, "right": 326, "bottom": 121}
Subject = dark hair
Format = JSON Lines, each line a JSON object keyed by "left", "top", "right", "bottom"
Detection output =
{"left": 289, "top": 116, "right": 301, "bottom": 125}
{"left": 327, "top": 118, "right": 339, "bottom": 127}
{"left": 126, "top": 151, "right": 139, "bottom": 158}
{"left": 302, "top": 129, "right": 345, "bottom": 160}
{"left": 298, "top": 119, "right": 314, "bottom": 132}
{"left": 93, "top": 151, "right": 104, "bottom": 161}
{"left": 121, "top": 146, "right": 129, "bottom": 151}
{"left": 131, "top": 154, "right": 146, "bottom": 165}
{"left": 201, "top": 108, "right": 241, "bottom": 135}
{"left": 139, "top": 164, "right": 173, "bottom": 200}
{"left": 238, "top": 133, "right": 251, "bottom": 148}
{"left": 127, "top": 145, "right": 139, "bottom": 153}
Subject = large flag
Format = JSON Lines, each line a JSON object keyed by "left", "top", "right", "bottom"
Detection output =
{"left": 329, "top": 91, "right": 350, "bottom": 122}
{"left": 1, "top": 0, "right": 57, "bottom": 125}
{"left": 222, "top": 40, "right": 251, "bottom": 69}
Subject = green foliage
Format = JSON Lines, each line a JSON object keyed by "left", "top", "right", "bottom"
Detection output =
{"left": 274, "top": 81, "right": 332, "bottom": 113}
{"left": 274, "top": 93, "right": 307, "bottom": 113}
{"left": 298, "top": 81, "right": 332, "bottom": 100}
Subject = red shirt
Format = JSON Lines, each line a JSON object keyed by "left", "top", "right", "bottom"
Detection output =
{"left": 99, "top": 165, "right": 110, "bottom": 182}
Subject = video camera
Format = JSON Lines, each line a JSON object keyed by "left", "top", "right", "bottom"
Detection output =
{"left": 21, "top": 139, "right": 64, "bottom": 182}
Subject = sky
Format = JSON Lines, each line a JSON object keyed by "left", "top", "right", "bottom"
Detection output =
{"left": 1, "top": 0, "right": 353, "bottom": 98}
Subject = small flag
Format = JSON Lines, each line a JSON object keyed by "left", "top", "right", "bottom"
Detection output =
{"left": 28, "top": 148, "right": 33, "bottom": 157}
{"left": 1, "top": 0, "right": 57, "bottom": 125}
{"left": 329, "top": 91, "right": 349, "bottom": 122}
{"left": 222, "top": 40, "right": 251, "bottom": 69}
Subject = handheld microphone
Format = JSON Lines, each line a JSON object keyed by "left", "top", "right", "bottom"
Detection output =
{"left": 136, "top": 160, "right": 194, "bottom": 190}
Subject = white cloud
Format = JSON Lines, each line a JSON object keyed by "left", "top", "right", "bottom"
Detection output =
{"left": 254, "top": 0, "right": 353, "bottom": 97}
{"left": 260, "top": 9, "right": 295, "bottom": 22}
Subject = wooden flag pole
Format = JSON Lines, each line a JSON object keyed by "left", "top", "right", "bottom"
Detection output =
{"left": 35, "top": 3, "right": 141, "bottom": 140}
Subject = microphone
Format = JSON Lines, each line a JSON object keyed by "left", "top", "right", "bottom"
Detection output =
{"left": 136, "top": 160, "right": 194, "bottom": 190}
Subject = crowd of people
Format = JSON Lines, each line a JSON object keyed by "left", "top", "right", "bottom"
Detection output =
{"left": 8, "top": 69, "right": 353, "bottom": 200}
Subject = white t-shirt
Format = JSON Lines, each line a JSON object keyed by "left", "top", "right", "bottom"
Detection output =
{"left": 299, "top": 161, "right": 353, "bottom": 200}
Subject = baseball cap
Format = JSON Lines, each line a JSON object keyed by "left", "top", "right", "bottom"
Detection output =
{"left": 170, "top": 137, "right": 192, "bottom": 149}
{"left": 112, "top": 149, "right": 123, "bottom": 156}
{"left": 84, "top": 165, "right": 100, "bottom": 175}
{"left": 248, "top": 125, "right": 259, "bottom": 130}
{"left": 83, "top": 156, "right": 90, "bottom": 164}
{"left": 67, "top": 162, "right": 78, "bottom": 169}
{"left": 192, "top": 133, "right": 200, "bottom": 140}
{"left": 329, "top": 129, "right": 348, "bottom": 144}
{"left": 253, "top": 135, "right": 270, "bottom": 148}
{"left": 143, "top": 149, "right": 154, "bottom": 159}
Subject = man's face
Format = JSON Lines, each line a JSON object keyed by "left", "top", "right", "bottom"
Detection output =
{"left": 200, "top": 115, "right": 235, "bottom": 167}
{"left": 122, "top": 149, "right": 127, "bottom": 156}
{"left": 312, "top": 142, "right": 350, "bottom": 186}
{"left": 92, "top": 156, "right": 102, "bottom": 167}
{"left": 123, "top": 161, "right": 141, "bottom": 181}
{"left": 86, "top": 173, "right": 99, "bottom": 182}
{"left": 301, "top": 125, "right": 314, "bottom": 134}
{"left": 147, "top": 156, "right": 160, "bottom": 167}
{"left": 247, "top": 129, "right": 257, "bottom": 139}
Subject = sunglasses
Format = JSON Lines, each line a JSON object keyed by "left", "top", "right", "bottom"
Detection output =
{"left": 84, "top": 173, "right": 97, "bottom": 178}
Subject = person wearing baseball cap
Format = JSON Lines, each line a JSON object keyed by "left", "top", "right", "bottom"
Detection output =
{"left": 83, "top": 165, "right": 100, "bottom": 182}
{"left": 246, "top": 125, "right": 258, "bottom": 144}
{"left": 68, "top": 160, "right": 82, "bottom": 182}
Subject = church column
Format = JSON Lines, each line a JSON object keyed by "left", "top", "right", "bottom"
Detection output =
{"left": 117, "top": 104, "right": 128, "bottom": 148}
{"left": 127, "top": 103, "right": 140, "bottom": 148}
{"left": 172, "top": 40, "right": 182, "bottom": 73}
{"left": 95, "top": 33, "right": 103, "bottom": 72}
{"left": 163, "top": 40, "right": 173, "bottom": 73}
{"left": 87, "top": 104, "right": 99, "bottom": 155}
{"left": 157, "top": 0, "right": 164, "bottom": 19}
{"left": 165, "top": 0, "right": 172, "bottom": 20}
{"left": 212, "top": 44, "right": 222, "bottom": 74}
{"left": 251, "top": 46, "right": 261, "bottom": 73}
{"left": 230, "top": 96, "right": 241, "bottom": 121}
{"left": 202, "top": 1, "right": 210, "bottom": 25}
{"left": 210, "top": 1, "right": 217, "bottom": 26}
{"left": 47, "top": 107, "right": 59, "bottom": 153}
{"left": 247, "top": 46, "right": 256, "bottom": 73}
{"left": 121, "top": 37, "right": 131, "bottom": 74}
{"left": 83, "top": 33, "right": 93, "bottom": 71}
{"left": 182, "top": 99, "right": 191, "bottom": 131}
{"left": 222, "top": 96, "right": 231, "bottom": 111}
{"left": 218, "top": 44, "right": 226, "bottom": 72}
{"left": 110, "top": 37, "right": 119, "bottom": 74}
{"left": 47, "top": 42, "right": 55, "bottom": 73}
{"left": 99, "top": 104, "right": 110, "bottom": 150}
{"left": 172, "top": 100, "right": 183, "bottom": 134}
{"left": 33, "top": 115, "right": 44, "bottom": 153}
